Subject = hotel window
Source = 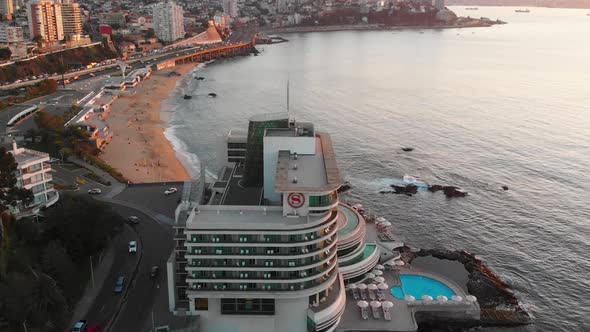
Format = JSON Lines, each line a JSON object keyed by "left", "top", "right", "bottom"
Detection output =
{"left": 194, "top": 298, "right": 208, "bottom": 311}
{"left": 221, "top": 298, "right": 275, "bottom": 315}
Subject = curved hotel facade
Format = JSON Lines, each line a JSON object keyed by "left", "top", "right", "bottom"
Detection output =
{"left": 168, "top": 114, "right": 379, "bottom": 332}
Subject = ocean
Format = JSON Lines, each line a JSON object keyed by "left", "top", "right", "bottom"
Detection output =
{"left": 164, "top": 7, "right": 590, "bottom": 331}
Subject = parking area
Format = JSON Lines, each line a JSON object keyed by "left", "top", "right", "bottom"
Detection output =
{"left": 113, "top": 182, "right": 185, "bottom": 220}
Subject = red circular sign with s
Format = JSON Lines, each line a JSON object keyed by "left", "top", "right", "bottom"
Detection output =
{"left": 287, "top": 193, "right": 305, "bottom": 209}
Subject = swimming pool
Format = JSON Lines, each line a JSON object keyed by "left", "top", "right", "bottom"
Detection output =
{"left": 390, "top": 274, "right": 456, "bottom": 300}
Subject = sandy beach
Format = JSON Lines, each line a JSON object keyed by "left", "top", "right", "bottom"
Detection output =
{"left": 100, "top": 65, "right": 194, "bottom": 183}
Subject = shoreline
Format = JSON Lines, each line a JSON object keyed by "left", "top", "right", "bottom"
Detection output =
{"left": 99, "top": 65, "right": 194, "bottom": 183}
{"left": 264, "top": 22, "right": 504, "bottom": 35}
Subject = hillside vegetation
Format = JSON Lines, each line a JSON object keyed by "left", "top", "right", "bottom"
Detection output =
{"left": 0, "top": 45, "right": 117, "bottom": 83}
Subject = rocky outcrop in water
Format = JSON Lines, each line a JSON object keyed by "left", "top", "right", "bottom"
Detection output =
{"left": 337, "top": 183, "right": 352, "bottom": 194}
{"left": 390, "top": 184, "right": 418, "bottom": 195}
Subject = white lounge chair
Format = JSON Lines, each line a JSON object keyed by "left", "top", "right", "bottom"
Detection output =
{"left": 360, "top": 307, "right": 369, "bottom": 320}
{"left": 383, "top": 307, "right": 391, "bottom": 321}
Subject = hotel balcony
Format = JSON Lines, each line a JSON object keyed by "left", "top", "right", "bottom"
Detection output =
{"left": 337, "top": 204, "right": 366, "bottom": 252}
{"left": 186, "top": 258, "right": 337, "bottom": 283}
{"left": 185, "top": 250, "right": 336, "bottom": 271}
{"left": 184, "top": 242, "right": 338, "bottom": 262}
{"left": 185, "top": 268, "right": 339, "bottom": 298}
{"left": 185, "top": 210, "right": 339, "bottom": 245}
{"left": 338, "top": 243, "right": 380, "bottom": 280}
{"left": 307, "top": 273, "right": 346, "bottom": 332}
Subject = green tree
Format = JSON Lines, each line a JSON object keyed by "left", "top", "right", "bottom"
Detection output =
{"left": 43, "top": 194, "right": 123, "bottom": 260}
{"left": 145, "top": 28, "right": 155, "bottom": 39}
{"left": 32, "top": 35, "right": 43, "bottom": 46}
{"left": 0, "top": 147, "right": 34, "bottom": 212}
{"left": 41, "top": 241, "right": 78, "bottom": 304}
{"left": 0, "top": 47, "right": 11, "bottom": 60}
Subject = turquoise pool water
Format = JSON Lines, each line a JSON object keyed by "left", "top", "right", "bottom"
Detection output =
{"left": 390, "top": 274, "right": 456, "bottom": 300}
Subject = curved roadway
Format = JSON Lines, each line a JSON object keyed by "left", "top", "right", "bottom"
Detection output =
{"left": 82, "top": 201, "right": 174, "bottom": 331}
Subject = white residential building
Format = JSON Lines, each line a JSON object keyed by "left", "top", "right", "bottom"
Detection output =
{"left": 27, "top": 0, "right": 64, "bottom": 43}
{"left": 153, "top": 1, "right": 185, "bottom": 42}
{"left": 0, "top": 0, "right": 14, "bottom": 20}
{"left": 0, "top": 24, "right": 24, "bottom": 43}
{"left": 8, "top": 142, "right": 59, "bottom": 217}
{"left": 60, "top": 0, "right": 83, "bottom": 38}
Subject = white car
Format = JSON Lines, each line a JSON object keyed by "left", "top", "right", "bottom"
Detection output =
{"left": 128, "top": 241, "right": 137, "bottom": 253}
{"left": 88, "top": 188, "right": 102, "bottom": 195}
{"left": 164, "top": 187, "right": 178, "bottom": 195}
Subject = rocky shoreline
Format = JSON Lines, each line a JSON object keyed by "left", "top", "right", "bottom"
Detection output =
{"left": 400, "top": 246, "right": 533, "bottom": 328}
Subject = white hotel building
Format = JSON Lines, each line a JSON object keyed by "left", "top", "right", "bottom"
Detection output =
{"left": 168, "top": 114, "right": 380, "bottom": 332}
{"left": 153, "top": 1, "right": 185, "bottom": 42}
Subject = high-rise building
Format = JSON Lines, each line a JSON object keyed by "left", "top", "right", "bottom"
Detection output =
{"left": 0, "top": 0, "right": 14, "bottom": 20}
{"left": 222, "top": 0, "right": 238, "bottom": 18}
{"left": 27, "top": 0, "right": 64, "bottom": 43}
{"left": 153, "top": 1, "right": 185, "bottom": 42}
{"left": 167, "top": 114, "right": 380, "bottom": 331}
{"left": 0, "top": 24, "right": 23, "bottom": 43}
{"left": 434, "top": 0, "right": 445, "bottom": 10}
{"left": 60, "top": 0, "right": 83, "bottom": 38}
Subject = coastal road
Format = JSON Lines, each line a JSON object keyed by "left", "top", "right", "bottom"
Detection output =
{"left": 82, "top": 202, "right": 174, "bottom": 331}
{"left": 1, "top": 35, "right": 255, "bottom": 90}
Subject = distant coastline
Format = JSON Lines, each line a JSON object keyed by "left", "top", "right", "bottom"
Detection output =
{"left": 265, "top": 20, "right": 505, "bottom": 34}
{"left": 447, "top": 0, "right": 590, "bottom": 9}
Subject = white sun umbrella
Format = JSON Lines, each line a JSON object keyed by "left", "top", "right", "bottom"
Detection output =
{"left": 381, "top": 221, "right": 392, "bottom": 227}
{"left": 348, "top": 283, "right": 357, "bottom": 290}
{"left": 357, "top": 283, "right": 368, "bottom": 290}
{"left": 382, "top": 301, "right": 394, "bottom": 309}
{"left": 394, "top": 260, "right": 405, "bottom": 266}
{"left": 378, "top": 283, "right": 389, "bottom": 290}
{"left": 373, "top": 270, "right": 384, "bottom": 276}
{"left": 357, "top": 300, "right": 369, "bottom": 308}
{"left": 422, "top": 295, "right": 434, "bottom": 301}
{"left": 368, "top": 283, "right": 378, "bottom": 290}
{"left": 404, "top": 295, "right": 416, "bottom": 302}
{"left": 370, "top": 301, "right": 382, "bottom": 308}
{"left": 465, "top": 295, "right": 477, "bottom": 302}
{"left": 375, "top": 264, "right": 385, "bottom": 270}
{"left": 437, "top": 295, "right": 448, "bottom": 302}
{"left": 374, "top": 276, "right": 385, "bottom": 283}
{"left": 367, "top": 272, "right": 376, "bottom": 279}
{"left": 376, "top": 217, "right": 386, "bottom": 223}
{"left": 451, "top": 295, "right": 463, "bottom": 302}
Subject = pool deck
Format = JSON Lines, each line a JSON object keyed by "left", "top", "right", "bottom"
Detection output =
{"left": 337, "top": 267, "right": 480, "bottom": 332}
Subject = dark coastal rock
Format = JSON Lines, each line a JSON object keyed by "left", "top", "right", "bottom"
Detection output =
{"left": 208, "top": 93, "right": 217, "bottom": 97}
{"left": 408, "top": 248, "right": 525, "bottom": 312}
{"left": 390, "top": 184, "right": 418, "bottom": 195}
{"left": 428, "top": 184, "right": 444, "bottom": 192}
{"left": 402, "top": 147, "right": 414, "bottom": 152}
{"left": 183, "top": 95, "right": 192, "bottom": 100}
{"left": 337, "top": 183, "right": 352, "bottom": 194}
{"left": 443, "top": 186, "right": 468, "bottom": 197}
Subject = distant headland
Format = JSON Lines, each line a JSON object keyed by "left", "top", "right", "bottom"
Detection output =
{"left": 447, "top": 0, "right": 590, "bottom": 9}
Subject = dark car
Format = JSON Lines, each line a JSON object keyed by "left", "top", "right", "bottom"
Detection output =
{"left": 127, "top": 216, "right": 140, "bottom": 225}
{"left": 114, "top": 276, "right": 125, "bottom": 293}
{"left": 150, "top": 266, "right": 159, "bottom": 279}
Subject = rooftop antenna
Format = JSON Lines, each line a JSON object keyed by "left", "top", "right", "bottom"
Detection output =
{"left": 286, "top": 75, "right": 290, "bottom": 117}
